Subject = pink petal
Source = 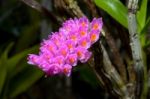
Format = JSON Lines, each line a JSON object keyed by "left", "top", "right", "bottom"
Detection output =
{"left": 27, "top": 54, "right": 40, "bottom": 65}
{"left": 80, "top": 50, "right": 92, "bottom": 63}
{"left": 89, "top": 30, "right": 100, "bottom": 44}
{"left": 62, "top": 64, "right": 72, "bottom": 76}
{"left": 50, "top": 32, "right": 63, "bottom": 47}
{"left": 68, "top": 32, "right": 79, "bottom": 44}
{"left": 45, "top": 63, "right": 62, "bottom": 76}
{"left": 65, "top": 40, "right": 76, "bottom": 52}
{"left": 79, "top": 17, "right": 89, "bottom": 28}
{"left": 53, "top": 55, "right": 65, "bottom": 65}
{"left": 75, "top": 46, "right": 86, "bottom": 60}
{"left": 58, "top": 45, "right": 69, "bottom": 57}
{"left": 66, "top": 53, "right": 77, "bottom": 66}
{"left": 78, "top": 37, "right": 91, "bottom": 49}
{"left": 91, "top": 18, "right": 103, "bottom": 31}
{"left": 40, "top": 40, "right": 57, "bottom": 55}
{"left": 78, "top": 27, "right": 88, "bottom": 37}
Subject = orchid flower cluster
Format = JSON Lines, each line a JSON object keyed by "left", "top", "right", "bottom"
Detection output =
{"left": 27, "top": 17, "right": 103, "bottom": 76}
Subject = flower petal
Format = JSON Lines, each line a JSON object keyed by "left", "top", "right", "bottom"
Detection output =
{"left": 62, "top": 64, "right": 72, "bottom": 76}
{"left": 91, "top": 18, "right": 103, "bottom": 31}
{"left": 66, "top": 54, "right": 77, "bottom": 66}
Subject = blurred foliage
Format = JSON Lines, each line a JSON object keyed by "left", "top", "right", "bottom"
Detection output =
{"left": 94, "top": 0, "right": 128, "bottom": 28}
{"left": 0, "top": 43, "right": 43, "bottom": 98}
{"left": 94, "top": 0, "right": 149, "bottom": 47}
{"left": 0, "top": 1, "right": 43, "bottom": 98}
{"left": 0, "top": 0, "right": 150, "bottom": 99}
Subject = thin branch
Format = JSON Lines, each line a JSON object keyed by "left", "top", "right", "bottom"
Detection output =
{"left": 91, "top": 41, "right": 130, "bottom": 98}
{"left": 83, "top": 0, "right": 98, "bottom": 17}
{"left": 58, "top": 0, "right": 130, "bottom": 98}
{"left": 83, "top": 0, "right": 127, "bottom": 82}
{"left": 20, "top": 0, "right": 62, "bottom": 24}
{"left": 101, "top": 43, "right": 130, "bottom": 99}
{"left": 88, "top": 59, "right": 106, "bottom": 88}
{"left": 102, "top": 27, "right": 127, "bottom": 82}
{"left": 62, "top": 0, "right": 84, "bottom": 17}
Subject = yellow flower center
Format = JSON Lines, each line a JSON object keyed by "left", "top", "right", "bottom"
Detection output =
{"left": 46, "top": 55, "right": 50, "bottom": 60}
{"left": 71, "top": 35, "right": 77, "bottom": 41}
{"left": 81, "top": 40, "right": 87, "bottom": 47}
{"left": 49, "top": 46, "right": 53, "bottom": 51}
{"left": 54, "top": 40, "right": 59, "bottom": 46}
{"left": 77, "top": 51, "right": 82, "bottom": 57}
{"left": 81, "top": 22, "right": 86, "bottom": 27}
{"left": 68, "top": 44, "right": 73, "bottom": 49}
{"left": 69, "top": 57, "right": 75, "bottom": 63}
{"left": 80, "top": 31, "right": 86, "bottom": 36}
{"left": 58, "top": 59, "right": 62, "bottom": 64}
{"left": 93, "top": 23, "right": 99, "bottom": 30}
{"left": 90, "top": 34, "right": 97, "bottom": 42}
{"left": 66, "top": 27, "right": 70, "bottom": 31}
{"left": 63, "top": 68, "right": 69, "bottom": 74}
{"left": 61, "top": 50, "right": 67, "bottom": 56}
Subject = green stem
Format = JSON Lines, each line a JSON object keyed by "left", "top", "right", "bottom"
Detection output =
{"left": 127, "top": 0, "right": 147, "bottom": 98}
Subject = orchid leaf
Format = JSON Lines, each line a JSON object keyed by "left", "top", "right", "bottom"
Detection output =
{"left": 6, "top": 45, "right": 39, "bottom": 73}
{"left": 0, "top": 43, "right": 13, "bottom": 95}
{"left": 137, "top": 0, "right": 148, "bottom": 32}
{"left": 94, "top": 0, "right": 128, "bottom": 28}
{"left": 9, "top": 66, "right": 43, "bottom": 98}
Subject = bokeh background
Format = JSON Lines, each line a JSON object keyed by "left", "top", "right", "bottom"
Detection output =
{"left": 0, "top": 0, "right": 150, "bottom": 99}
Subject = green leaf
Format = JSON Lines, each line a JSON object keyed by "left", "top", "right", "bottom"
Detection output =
{"left": 15, "top": 23, "right": 39, "bottom": 52}
{"left": 0, "top": 63, "right": 7, "bottom": 95}
{"left": 94, "top": 0, "right": 128, "bottom": 28}
{"left": 9, "top": 66, "right": 43, "bottom": 98}
{"left": 2, "top": 44, "right": 42, "bottom": 98}
{"left": 2, "top": 43, "right": 14, "bottom": 59}
{"left": 140, "top": 17, "right": 150, "bottom": 46}
{"left": 137, "top": 0, "right": 148, "bottom": 32}
{"left": 141, "top": 17, "right": 150, "bottom": 35}
{"left": 0, "top": 43, "right": 13, "bottom": 95}
{"left": 6, "top": 45, "right": 39, "bottom": 73}
{"left": 145, "top": 40, "right": 150, "bottom": 48}
{"left": 76, "top": 64, "right": 100, "bottom": 88}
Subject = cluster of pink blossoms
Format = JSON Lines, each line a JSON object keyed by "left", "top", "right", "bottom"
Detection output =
{"left": 27, "top": 17, "right": 103, "bottom": 76}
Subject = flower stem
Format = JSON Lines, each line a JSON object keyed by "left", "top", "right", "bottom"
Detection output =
{"left": 127, "top": 0, "right": 147, "bottom": 98}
